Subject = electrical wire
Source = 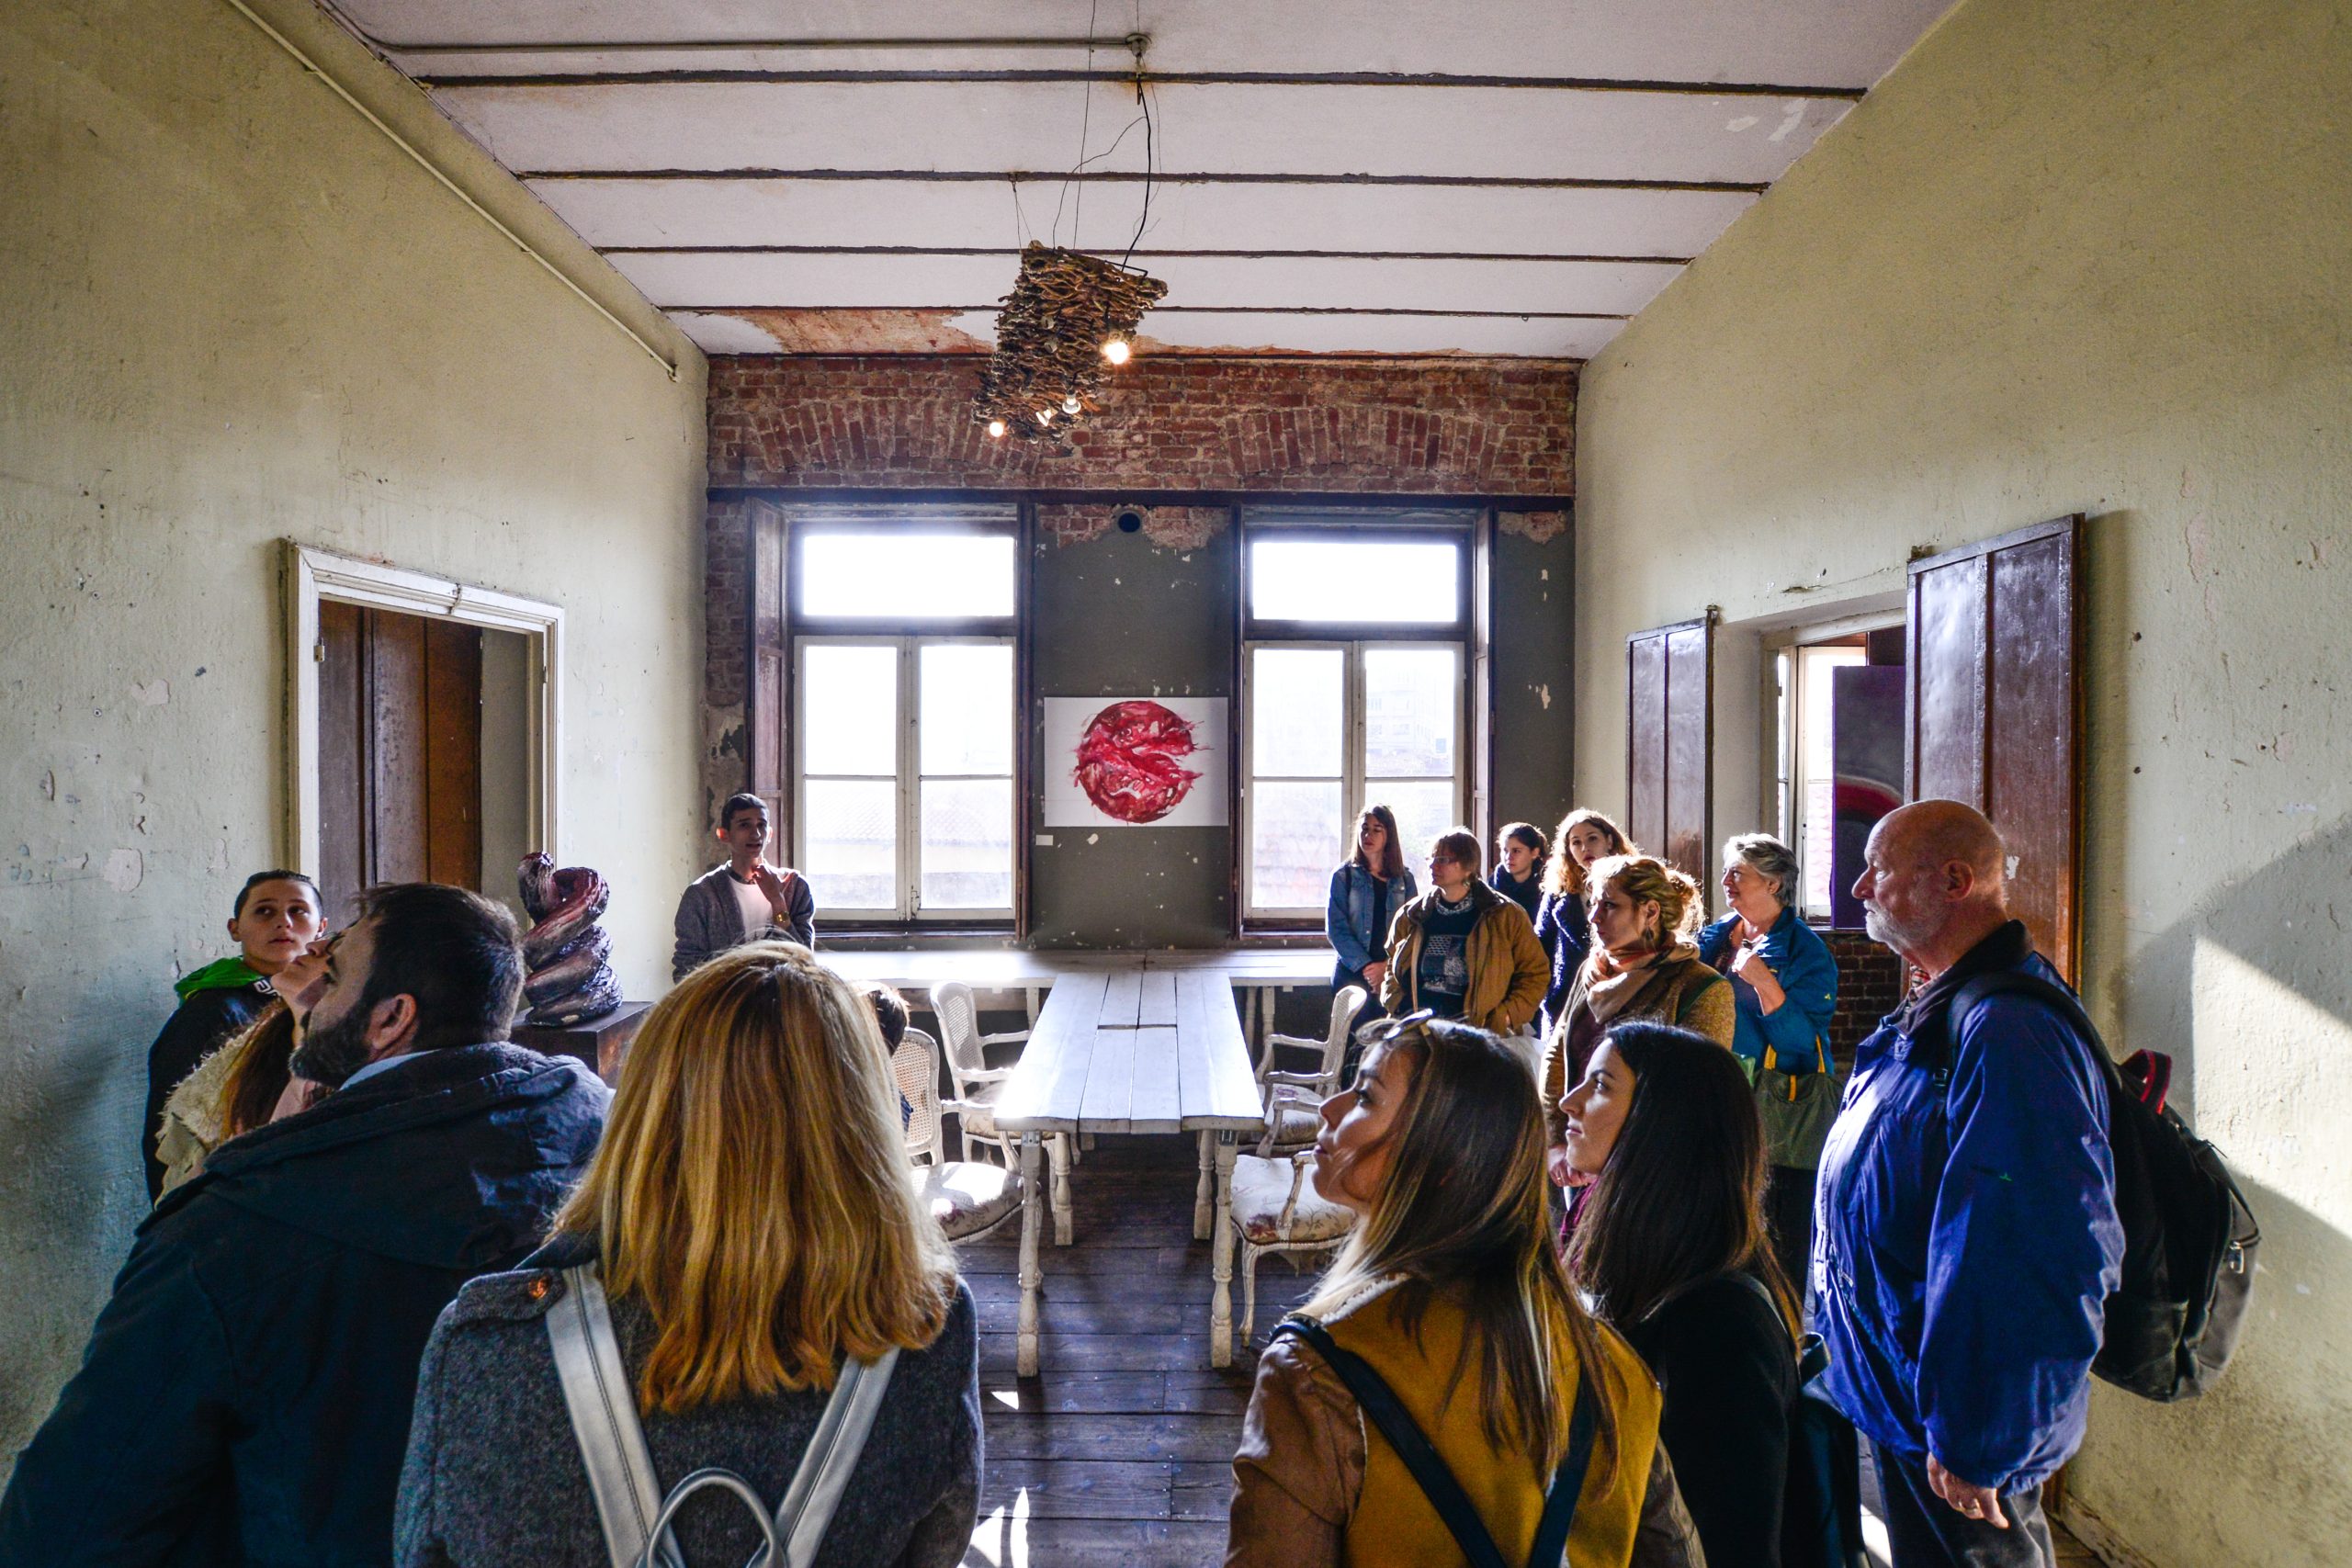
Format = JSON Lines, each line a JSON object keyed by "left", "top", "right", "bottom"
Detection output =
{"left": 1053, "top": 0, "right": 1103, "bottom": 249}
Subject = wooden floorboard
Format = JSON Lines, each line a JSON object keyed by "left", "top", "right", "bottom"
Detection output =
{"left": 954, "top": 1134, "right": 2099, "bottom": 1567}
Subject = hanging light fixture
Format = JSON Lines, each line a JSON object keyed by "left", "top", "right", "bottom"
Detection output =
{"left": 977, "top": 30, "right": 1164, "bottom": 443}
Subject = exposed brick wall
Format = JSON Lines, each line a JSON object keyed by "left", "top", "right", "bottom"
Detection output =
{"left": 1823, "top": 930, "right": 1910, "bottom": 1060}
{"left": 707, "top": 355, "right": 1576, "bottom": 495}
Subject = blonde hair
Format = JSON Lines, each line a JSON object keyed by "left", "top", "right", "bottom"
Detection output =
{"left": 1305, "top": 1020, "right": 1623, "bottom": 1483}
{"left": 1542, "top": 808, "right": 1632, "bottom": 898}
{"left": 1587, "top": 853, "right": 1705, "bottom": 944}
{"left": 554, "top": 942, "right": 956, "bottom": 1413}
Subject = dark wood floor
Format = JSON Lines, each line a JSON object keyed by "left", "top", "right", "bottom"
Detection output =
{"left": 956, "top": 1134, "right": 1314, "bottom": 1567}
{"left": 952, "top": 1135, "right": 2099, "bottom": 1568}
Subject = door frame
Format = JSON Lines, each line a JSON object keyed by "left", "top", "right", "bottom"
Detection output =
{"left": 283, "top": 542, "right": 563, "bottom": 886}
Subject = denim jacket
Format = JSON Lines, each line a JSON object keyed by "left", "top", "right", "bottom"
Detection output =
{"left": 1325, "top": 862, "right": 1418, "bottom": 976}
{"left": 1812, "top": 923, "right": 2121, "bottom": 1493}
{"left": 1695, "top": 907, "right": 1840, "bottom": 1072}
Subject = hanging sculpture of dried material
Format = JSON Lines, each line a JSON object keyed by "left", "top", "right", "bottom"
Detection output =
{"left": 973, "top": 243, "right": 1167, "bottom": 443}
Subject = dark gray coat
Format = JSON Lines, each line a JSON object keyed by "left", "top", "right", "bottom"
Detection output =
{"left": 672, "top": 864, "right": 817, "bottom": 980}
{"left": 393, "top": 1260, "right": 980, "bottom": 1568}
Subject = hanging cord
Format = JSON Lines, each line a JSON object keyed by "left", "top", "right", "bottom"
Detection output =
{"left": 1120, "top": 28, "right": 1156, "bottom": 270}
{"left": 1052, "top": 0, "right": 1103, "bottom": 249}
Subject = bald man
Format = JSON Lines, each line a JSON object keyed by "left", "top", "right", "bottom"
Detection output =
{"left": 1812, "top": 802, "right": 2120, "bottom": 1568}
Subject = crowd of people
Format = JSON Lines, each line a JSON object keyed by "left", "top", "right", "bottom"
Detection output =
{"left": 0, "top": 792, "right": 2120, "bottom": 1568}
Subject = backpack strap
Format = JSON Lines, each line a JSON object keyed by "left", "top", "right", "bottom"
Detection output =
{"left": 1273, "top": 1315, "right": 1599, "bottom": 1568}
{"left": 548, "top": 1266, "right": 683, "bottom": 1568}
{"left": 548, "top": 1265, "right": 899, "bottom": 1568}
{"left": 774, "top": 1347, "right": 900, "bottom": 1566}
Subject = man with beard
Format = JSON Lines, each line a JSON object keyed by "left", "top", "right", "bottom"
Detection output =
{"left": 0, "top": 883, "right": 610, "bottom": 1566}
{"left": 1812, "top": 801, "right": 2121, "bottom": 1568}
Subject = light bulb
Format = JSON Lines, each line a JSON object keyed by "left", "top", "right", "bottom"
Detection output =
{"left": 1036, "top": 408, "right": 1053, "bottom": 424}
{"left": 1061, "top": 394, "right": 1081, "bottom": 413}
{"left": 1101, "top": 337, "right": 1132, "bottom": 365}
{"left": 986, "top": 419, "right": 1006, "bottom": 439}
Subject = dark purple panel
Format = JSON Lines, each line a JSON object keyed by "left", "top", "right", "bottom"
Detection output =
{"left": 1830, "top": 665, "right": 1905, "bottom": 930}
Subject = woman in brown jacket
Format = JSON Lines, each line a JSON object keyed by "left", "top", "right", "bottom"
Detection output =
{"left": 1380, "top": 829, "right": 1551, "bottom": 1038}
{"left": 1542, "top": 855, "right": 1735, "bottom": 1190}
{"left": 1227, "top": 1015, "right": 1704, "bottom": 1568}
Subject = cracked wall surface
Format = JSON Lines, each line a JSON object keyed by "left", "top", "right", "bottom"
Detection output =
{"left": 0, "top": 0, "right": 708, "bottom": 1474}
{"left": 1572, "top": 0, "right": 2351, "bottom": 1561}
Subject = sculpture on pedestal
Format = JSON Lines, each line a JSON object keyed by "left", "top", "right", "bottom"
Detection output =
{"left": 516, "top": 853, "right": 621, "bottom": 1027}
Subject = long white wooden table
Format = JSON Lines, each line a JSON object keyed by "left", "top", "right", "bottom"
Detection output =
{"left": 984, "top": 965, "right": 1265, "bottom": 1376}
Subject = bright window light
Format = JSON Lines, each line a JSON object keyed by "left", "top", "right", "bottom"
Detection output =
{"left": 1250, "top": 538, "right": 1460, "bottom": 624}
{"left": 800, "top": 532, "right": 1014, "bottom": 619}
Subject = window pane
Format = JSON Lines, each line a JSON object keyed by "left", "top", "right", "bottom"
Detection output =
{"left": 920, "top": 643, "right": 1012, "bottom": 773}
{"left": 1250, "top": 781, "right": 1342, "bottom": 909}
{"left": 1363, "top": 647, "right": 1458, "bottom": 776}
{"left": 801, "top": 779, "right": 897, "bottom": 909}
{"left": 1365, "top": 781, "right": 1460, "bottom": 868}
{"left": 922, "top": 778, "right": 1013, "bottom": 909}
{"left": 1251, "top": 648, "right": 1343, "bottom": 775}
{"left": 801, "top": 645, "right": 897, "bottom": 774}
{"left": 1250, "top": 538, "right": 1460, "bottom": 624}
{"left": 800, "top": 532, "right": 1015, "bottom": 619}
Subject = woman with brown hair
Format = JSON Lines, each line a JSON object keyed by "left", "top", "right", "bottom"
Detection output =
{"left": 1561, "top": 1021, "right": 1802, "bottom": 1568}
{"left": 394, "top": 942, "right": 979, "bottom": 1568}
{"left": 1533, "top": 809, "right": 1634, "bottom": 1035}
{"left": 1227, "top": 1014, "right": 1703, "bottom": 1568}
{"left": 1542, "top": 855, "right": 1734, "bottom": 1195}
{"left": 1327, "top": 804, "right": 1419, "bottom": 1045}
{"left": 152, "top": 1001, "right": 301, "bottom": 1193}
{"left": 1380, "top": 829, "right": 1550, "bottom": 1040}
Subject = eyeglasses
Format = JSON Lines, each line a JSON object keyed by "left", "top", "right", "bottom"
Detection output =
{"left": 1427, "top": 854, "right": 1459, "bottom": 867}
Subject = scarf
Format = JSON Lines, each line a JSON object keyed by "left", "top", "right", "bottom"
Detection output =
{"left": 1577, "top": 937, "right": 1702, "bottom": 1027}
{"left": 174, "top": 955, "right": 267, "bottom": 1002}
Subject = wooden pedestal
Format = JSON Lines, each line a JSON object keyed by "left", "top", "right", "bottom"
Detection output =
{"left": 511, "top": 1000, "right": 651, "bottom": 1085}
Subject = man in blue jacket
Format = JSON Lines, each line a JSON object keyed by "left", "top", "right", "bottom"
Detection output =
{"left": 1815, "top": 801, "right": 2121, "bottom": 1567}
{"left": 0, "top": 883, "right": 611, "bottom": 1566}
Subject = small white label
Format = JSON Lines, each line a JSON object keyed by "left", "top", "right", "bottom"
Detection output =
{"left": 1034, "top": 833, "right": 1054, "bottom": 846}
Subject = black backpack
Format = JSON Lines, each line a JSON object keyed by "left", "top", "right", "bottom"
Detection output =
{"left": 1941, "top": 970, "right": 2259, "bottom": 1402}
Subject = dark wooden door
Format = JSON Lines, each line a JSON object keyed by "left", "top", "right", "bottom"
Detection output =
{"left": 1626, "top": 614, "right": 1714, "bottom": 881}
{"left": 1905, "top": 516, "right": 2083, "bottom": 981}
{"left": 317, "top": 604, "right": 483, "bottom": 919}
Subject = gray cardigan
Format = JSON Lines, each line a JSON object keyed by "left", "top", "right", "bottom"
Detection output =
{"left": 673, "top": 863, "right": 817, "bottom": 980}
{"left": 394, "top": 1267, "right": 980, "bottom": 1568}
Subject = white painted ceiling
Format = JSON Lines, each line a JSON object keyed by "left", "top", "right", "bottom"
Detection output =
{"left": 332, "top": 0, "right": 1955, "bottom": 357}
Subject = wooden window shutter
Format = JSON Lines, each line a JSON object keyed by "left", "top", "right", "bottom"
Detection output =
{"left": 1626, "top": 612, "right": 1714, "bottom": 882}
{"left": 747, "top": 501, "right": 787, "bottom": 829}
{"left": 1905, "top": 515, "right": 2084, "bottom": 981}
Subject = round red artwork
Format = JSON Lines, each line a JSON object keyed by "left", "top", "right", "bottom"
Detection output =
{"left": 1071, "top": 700, "right": 1202, "bottom": 824}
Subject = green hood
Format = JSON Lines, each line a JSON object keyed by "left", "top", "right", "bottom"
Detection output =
{"left": 175, "top": 955, "right": 266, "bottom": 1002}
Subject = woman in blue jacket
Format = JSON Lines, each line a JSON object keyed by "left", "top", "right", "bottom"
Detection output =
{"left": 1325, "top": 805, "right": 1416, "bottom": 1062}
{"left": 1696, "top": 833, "right": 1839, "bottom": 1296}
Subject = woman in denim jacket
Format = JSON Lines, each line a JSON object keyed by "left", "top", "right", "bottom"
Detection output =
{"left": 1325, "top": 805, "right": 1417, "bottom": 1060}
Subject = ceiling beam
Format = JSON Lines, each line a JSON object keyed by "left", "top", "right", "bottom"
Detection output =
{"left": 603, "top": 245, "right": 1697, "bottom": 263}
{"left": 414, "top": 66, "right": 1867, "bottom": 97}
{"left": 523, "top": 168, "right": 1768, "bottom": 194}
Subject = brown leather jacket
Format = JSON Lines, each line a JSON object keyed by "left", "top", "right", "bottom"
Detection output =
{"left": 1379, "top": 881, "right": 1552, "bottom": 1035}
{"left": 1227, "top": 1319, "right": 1707, "bottom": 1568}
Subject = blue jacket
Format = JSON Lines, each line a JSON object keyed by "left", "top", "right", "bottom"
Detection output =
{"left": 1326, "top": 862, "right": 1417, "bottom": 976}
{"left": 1812, "top": 923, "right": 2121, "bottom": 1494}
{"left": 0, "top": 1043, "right": 611, "bottom": 1566}
{"left": 1532, "top": 890, "right": 1590, "bottom": 1034}
{"left": 1696, "top": 908, "right": 1840, "bottom": 1071}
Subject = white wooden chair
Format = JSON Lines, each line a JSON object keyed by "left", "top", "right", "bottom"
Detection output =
{"left": 1251, "top": 986, "right": 1365, "bottom": 1156}
{"left": 1225, "top": 1139, "right": 1357, "bottom": 1349}
{"left": 929, "top": 980, "right": 1031, "bottom": 1167}
{"left": 893, "top": 1026, "right": 1024, "bottom": 1246}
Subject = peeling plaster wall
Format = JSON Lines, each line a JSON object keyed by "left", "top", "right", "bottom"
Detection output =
{"left": 0, "top": 0, "right": 708, "bottom": 1472}
{"left": 1572, "top": 0, "right": 2351, "bottom": 1560}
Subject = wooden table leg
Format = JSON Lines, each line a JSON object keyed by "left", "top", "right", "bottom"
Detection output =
{"left": 1017, "top": 1134, "right": 1044, "bottom": 1377}
{"left": 1049, "top": 1132, "right": 1075, "bottom": 1247}
{"left": 1193, "top": 1130, "right": 1215, "bottom": 1241}
{"left": 1210, "top": 1133, "right": 1240, "bottom": 1368}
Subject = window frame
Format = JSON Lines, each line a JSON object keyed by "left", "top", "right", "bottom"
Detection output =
{"left": 782, "top": 507, "right": 1023, "bottom": 932}
{"left": 1238, "top": 512, "right": 1478, "bottom": 927}
{"left": 1764, "top": 610, "right": 1905, "bottom": 927}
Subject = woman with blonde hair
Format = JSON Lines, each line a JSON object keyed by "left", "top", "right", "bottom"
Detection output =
{"left": 1542, "top": 856, "right": 1734, "bottom": 1200}
{"left": 394, "top": 942, "right": 979, "bottom": 1568}
{"left": 1533, "top": 809, "right": 1634, "bottom": 1034}
{"left": 1228, "top": 1015, "right": 1703, "bottom": 1567}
